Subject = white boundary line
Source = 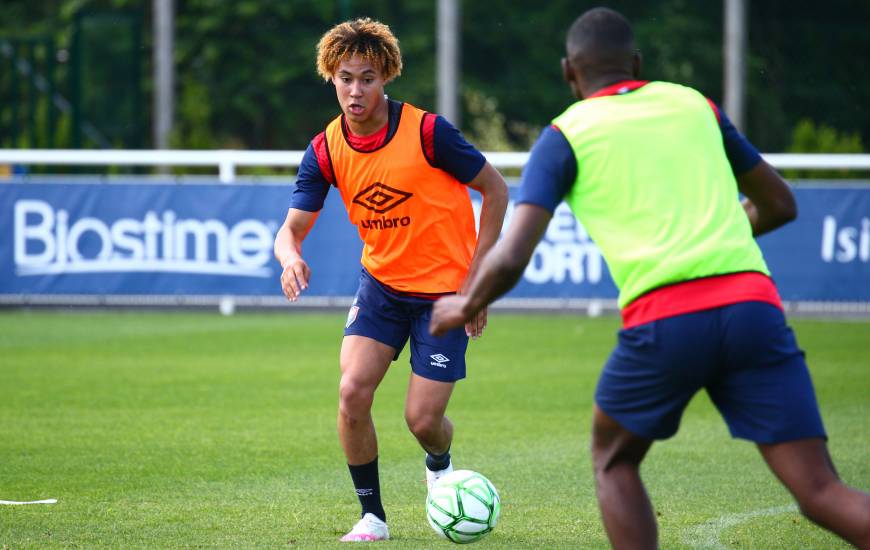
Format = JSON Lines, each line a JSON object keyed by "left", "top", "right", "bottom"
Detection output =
{"left": 683, "top": 504, "right": 798, "bottom": 549}
{"left": 0, "top": 498, "right": 57, "bottom": 505}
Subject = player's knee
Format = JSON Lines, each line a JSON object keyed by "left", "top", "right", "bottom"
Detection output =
{"left": 591, "top": 445, "right": 619, "bottom": 477}
{"left": 793, "top": 477, "right": 840, "bottom": 522}
{"left": 591, "top": 408, "right": 649, "bottom": 476}
{"left": 591, "top": 435, "right": 646, "bottom": 477}
{"left": 338, "top": 376, "right": 374, "bottom": 420}
{"left": 405, "top": 410, "right": 439, "bottom": 440}
{"left": 591, "top": 428, "right": 620, "bottom": 474}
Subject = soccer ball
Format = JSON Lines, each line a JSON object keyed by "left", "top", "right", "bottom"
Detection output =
{"left": 426, "top": 469, "right": 500, "bottom": 544}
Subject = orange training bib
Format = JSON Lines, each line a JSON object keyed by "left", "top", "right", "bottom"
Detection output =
{"left": 324, "top": 103, "right": 477, "bottom": 293}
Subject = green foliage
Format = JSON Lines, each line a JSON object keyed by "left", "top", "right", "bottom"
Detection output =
{"left": 172, "top": 1, "right": 336, "bottom": 149}
{"left": 1, "top": 0, "right": 870, "bottom": 154}
{"left": 632, "top": 0, "right": 723, "bottom": 98}
{"left": 789, "top": 118, "right": 864, "bottom": 154}
{"left": 746, "top": 0, "right": 870, "bottom": 151}
{"left": 170, "top": 79, "right": 215, "bottom": 149}
{"left": 461, "top": 0, "right": 725, "bottom": 150}
{"left": 462, "top": 88, "right": 513, "bottom": 152}
{"left": 461, "top": 0, "right": 573, "bottom": 149}
{"left": 461, "top": 87, "right": 540, "bottom": 173}
{"left": 170, "top": 1, "right": 439, "bottom": 149}
{"left": 0, "top": 311, "right": 867, "bottom": 548}
{"left": 785, "top": 118, "right": 865, "bottom": 179}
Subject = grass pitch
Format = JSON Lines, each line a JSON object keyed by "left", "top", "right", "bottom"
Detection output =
{"left": 1, "top": 311, "right": 868, "bottom": 549}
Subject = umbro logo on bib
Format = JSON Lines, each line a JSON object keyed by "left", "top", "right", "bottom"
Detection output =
{"left": 352, "top": 182, "right": 413, "bottom": 213}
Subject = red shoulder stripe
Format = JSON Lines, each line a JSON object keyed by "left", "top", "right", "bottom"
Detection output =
{"left": 706, "top": 98, "right": 722, "bottom": 124}
{"left": 311, "top": 131, "right": 335, "bottom": 185}
{"left": 421, "top": 112, "right": 437, "bottom": 166}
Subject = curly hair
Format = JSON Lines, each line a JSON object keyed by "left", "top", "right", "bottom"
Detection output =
{"left": 316, "top": 18, "right": 403, "bottom": 83}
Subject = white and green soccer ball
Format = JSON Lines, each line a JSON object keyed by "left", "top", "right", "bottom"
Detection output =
{"left": 426, "top": 469, "right": 500, "bottom": 544}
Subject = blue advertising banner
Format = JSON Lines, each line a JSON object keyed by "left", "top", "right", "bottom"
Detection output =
{"left": 756, "top": 185, "right": 870, "bottom": 301}
{"left": 0, "top": 180, "right": 351, "bottom": 297}
{"left": 498, "top": 185, "right": 870, "bottom": 302}
{"left": 1, "top": 180, "right": 868, "bottom": 303}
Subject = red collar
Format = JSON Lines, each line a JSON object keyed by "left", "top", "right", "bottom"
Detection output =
{"left": 343, "top": 118, "right": 388, "bottom": 151}
{"left": 586, "top": 80, "right": 649, "bottom": 99}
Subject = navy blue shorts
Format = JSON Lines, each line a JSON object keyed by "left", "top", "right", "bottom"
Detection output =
{"left": 595, "top": 301, "right": 827, "bottom": 443}
{"left": 343, "top": 270, "right": 469, "bottom": 382}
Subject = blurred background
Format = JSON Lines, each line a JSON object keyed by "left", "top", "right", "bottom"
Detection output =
{"left": 0, "top": 0, "right": 868, "bottom": 311}
{"left": 1, "top": 0, "right": 868, "bottom": 157}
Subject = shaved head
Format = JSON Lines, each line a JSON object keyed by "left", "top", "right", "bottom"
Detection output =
{"left": 566, "top": 7, "right": 636, "bottom": 81}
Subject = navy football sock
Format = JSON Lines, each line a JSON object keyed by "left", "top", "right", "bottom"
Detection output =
{"left": 347, "top": 457, "right": 386, "bottom": 522}
{"left": 425, "top": 446, "right": 451, "bottom": 471}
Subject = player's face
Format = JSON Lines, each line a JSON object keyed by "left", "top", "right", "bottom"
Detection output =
{"left": 332, "top": 55, "right": 388, "bottom": 133}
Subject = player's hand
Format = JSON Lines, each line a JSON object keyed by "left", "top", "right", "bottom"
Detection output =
{"left": 430, "top": 295, "right": 472, "bottom": 337}
{"left": 465, "top": 306, "right": 488, "bottom": 339}
{"left": 280, "top": 258, "right": 310, "bottom": 301}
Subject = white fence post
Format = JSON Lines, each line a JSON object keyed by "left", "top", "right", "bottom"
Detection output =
{"left": 218, "top": 154, "right": 235, "bottom": 184}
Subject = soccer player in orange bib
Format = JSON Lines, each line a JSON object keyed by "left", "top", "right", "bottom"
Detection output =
{"left": 273, "top": 18, "right": 508, "bottom": 542}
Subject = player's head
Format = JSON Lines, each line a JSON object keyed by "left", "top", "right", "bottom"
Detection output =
{"left": 317, "top": 18, "right": 402, "bottom": 127}
{"left": 316, "top": 17, "right": 402, "bottom": 83}
{"left": 562, "top": 7, "right": 640, "bottom": 99}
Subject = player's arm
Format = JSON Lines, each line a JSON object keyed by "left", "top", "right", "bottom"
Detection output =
{"left": 428, "top": 114, "right": 509, "bottom": 337}
{"left": 462, "top": 162, "right": 509, "bottom": 337}
{"left": 431, "top": 125, "right": 574, "bottom": 336}
{"left": 274, "top": 139, "right": 331, "bottom": 301}
{"left": 737, "top": 162, "right": 796, "bottom": 237}
{"left": 712, "top": 103, "right": 797, "bottom": 236}
{"left": 465, "top": 162, "right": 509, "bottom": 285}
{"left": 274, "top": 208, "right": 319, "bottom": 301}
{"left": 435, "top": 204, "right": 552, "bottom": 333}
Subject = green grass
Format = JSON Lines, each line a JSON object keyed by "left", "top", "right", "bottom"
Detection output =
{"left": 0, "top": 311, "right": 868, "bottom": 549}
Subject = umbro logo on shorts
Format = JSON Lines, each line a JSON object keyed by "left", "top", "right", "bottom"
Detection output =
{"left": 430, "top": 353, "right": 450, "bottom": 368}
{"left": 353, "top": 182, "right": 413, "bottom": 213}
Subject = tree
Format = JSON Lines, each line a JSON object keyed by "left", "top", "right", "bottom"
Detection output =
{"left": 2, "top": 0, "right": 869, "bottom": 154}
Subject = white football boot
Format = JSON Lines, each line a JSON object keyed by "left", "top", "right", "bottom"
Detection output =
{"left": 339, "top": 513, "right": 389, "bottom": 542}
{"left": 426, "top": 459, "right": 454, "bottom": 492}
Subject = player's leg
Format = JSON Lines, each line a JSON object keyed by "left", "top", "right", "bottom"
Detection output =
{"left": 406, "top": 373, "right": 456, "bottom": 488}
{"left": 591, "top": 405, "right": 656, "bottom": 550}
{"left": 711, "top": 301, "right": 870, "bottom": 547}
{"left": 405, "top": 373, "right": 454, "bottom": 456}
{"left": 407, "top": 302, "right": 468, "bottom": 489}
{"left": 758, "top": 438, "right": 870, "bottom": 548}
{"left": 593, "top": 313, "right": 716, "bottom": 549}
{"left": 338, "top": 335, "right": 395, "bottom": 465}
{"left": 337, "top": 334, "right": 395, "bottom": 541}
{"left": 338, "top": 271, "right": 411, "bottom": 541}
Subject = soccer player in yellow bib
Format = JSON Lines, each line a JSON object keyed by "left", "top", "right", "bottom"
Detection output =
{"left": 274, "top": 18, "right": 508, "bottom": 542}
{"left": 430, "top": 7, "right": 870, "bottom": 549}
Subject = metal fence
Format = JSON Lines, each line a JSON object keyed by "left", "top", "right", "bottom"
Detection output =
{"left": 2, "top": 149, "right": 870, "bottom": 183}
